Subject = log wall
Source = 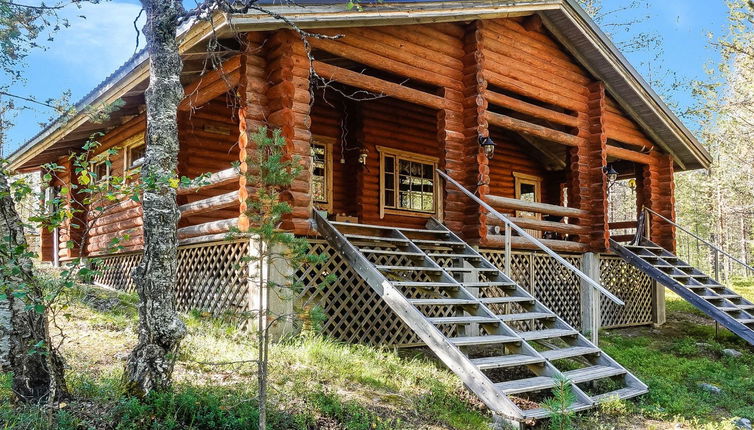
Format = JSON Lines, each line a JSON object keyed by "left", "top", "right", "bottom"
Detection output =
{"left": 41, "top": 16, "right": 681, "bottom": 258}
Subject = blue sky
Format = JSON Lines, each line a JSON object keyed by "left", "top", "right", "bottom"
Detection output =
{"left": 1, "top": 0, "right": 731, "bottom": 155}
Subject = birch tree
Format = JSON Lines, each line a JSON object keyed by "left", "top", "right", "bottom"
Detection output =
{"left": 122, "top": 0, "right": 187, "bottom": 396}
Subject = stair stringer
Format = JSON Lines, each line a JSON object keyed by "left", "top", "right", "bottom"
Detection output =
{"left": 610, "top": 239, "right": 754, "bottom": 346}
{"left": 313, "top": 211, "right": 527, "bottom": 421}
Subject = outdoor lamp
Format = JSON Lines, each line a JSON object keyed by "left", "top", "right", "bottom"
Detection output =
{"left": 603, "top": 164, "right": 619, "bottom": 183}
{"left": 479, "top": 135, "right": 496, "bottom": 159}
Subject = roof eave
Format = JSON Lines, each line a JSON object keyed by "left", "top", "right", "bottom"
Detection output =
{"left": 540, "top": 0, "right": 711, "bottom": 170}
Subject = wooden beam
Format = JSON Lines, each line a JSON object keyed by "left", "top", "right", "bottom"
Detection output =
{"left": 179, "top": 55, "right": 242, "bottom": 111}
{"left": 178, "top": 190, "right": 240, "bottom": 218}
{"left": 609, "top": 220, "right": 637, "bottom": 230}
{"left": 485, "top": 194, "right": 587, "bottom": 218}
{"left": 485, "top": 234, "right": 589, "bottom": 253}
{"left": 313, "top": 61, "right": 452, "bottom": 110}
{"left": 606, "top": 145, "right": 652, "bottom": 164}
{"left": 485, "top": 111, "right": 585, "bottom": 147}
{"left": 177, "top": 167, "right": 241, "bottom": 195}
{"left": 484, "top": 90, "right": 578, "bottom": 128}
{"left": 177, "top": 217, "right": 238, "bottom": 239}
{"left": 487, "top": 216, "right": 588, "bottom": 235}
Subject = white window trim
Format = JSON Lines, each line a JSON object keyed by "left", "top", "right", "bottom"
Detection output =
{"left": 123, "top": 134, "right": 146, "bottom": 173}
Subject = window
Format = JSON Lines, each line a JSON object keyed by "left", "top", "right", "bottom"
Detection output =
{"left": 93, "top": 160, "right": 110, "bottom": 183}
{"left": 310, "top": 136, "right": 333, "bottom": 211}
{"left": 514, "top": 172, "right": 543, "bottom": 237}
{"left": 378, "top": 146, "right": 439, "bottom": 218}
{"left": 126, "top": 141, "right": 146, "bottom": 170}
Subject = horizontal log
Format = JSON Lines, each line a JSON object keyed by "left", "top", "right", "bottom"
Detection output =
{"left": 609, "top": 220, "right": 638, "bottom": 230}
{"left": 178, "top": 189, "right": 240, "bottom": 218}
{"left": 486, "top": 194, "right": 587, "bottom": 218}
{"left": 484, "top": 90, "right": 579, "bottom": 128}
{"left": 609, "top": 234, "right": 635, "bottom": 243}
{"left": 605, "top": 145, "right": 652, "bottom": 164}
{"left": 487, "top": 215, "right": 588, "bottom": 235}
{"left": 313, "top": 61, "right": 451, "bottom": 110}
{"left": 179, "top": 56, "right": 242, "bottom": 111}
{"left": 178, "top": 167, "right": 241, "bottom": 195}
{"left": 177, "top": 217, "right": 239, "bottom": 239}
{"left": 605, "top": 127, "right": 654, "bottom": 149}
{"left": 484, "top": 234, "right": 589, "bottom": 253}
{"left": 485, "top": 111, "right": 584, "bottom": 147}
{"left": 178, "top": 232, "right": 247, "bottom": 246}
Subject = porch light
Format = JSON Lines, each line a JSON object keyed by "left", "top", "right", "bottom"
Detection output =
{"left": 479, "top": 135, "right": 496, "bottom": 159}
{"left": 603, "top": 164, "right": 618, "bottom": 182}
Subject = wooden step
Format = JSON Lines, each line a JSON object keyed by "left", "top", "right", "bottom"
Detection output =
{"left": 427, "top": 316, "right": 499, "bottom": 325}
{"left": 720, "top": 305, "right": 754, "bottom": 312}
{"left": 523, "top": 402, "right": 591, "bottom": 420}
{"left": 332, "top": 221, "right": 442, "bottom": 234}
{"left": 461, "top": 282, "right": 515, "bottom": 288}
{"left": 519, "top": 329, "right": 579, "bottom": 341}
{"left": 702, "top": 294, "right": 741, "bottom": 300}
{"left": 495, "top": 376, "right": 556, "bottom": 395}
{"left": 470, "top": 354, "right": 545, "bottom": 370}
{"left": 411, "top": 239, "right": 465, "bottom": 246}
{"left": 399, "top": 228, "right": 448, "bottom": 234}
{"left": 591, "top": 387, "right": 647, "bottom": 403}
{"left": 427, "top": 253, "right": 481, "bottom": 259}
{"left": 359, "top": 249, "right": 424, "bottom": 257}
{"left": 540, "top": 346, "right": 602, "bottom": 361}
{"left": 498, "top": 312, "right": 555, "bottom": 322}
{"left": 444, "top": 267, "right": 499, "bottom": 273}
{"left": 345, "top": 234, "right": 409, "bottom": 243}
{"left": 375, "top": 265, "right": 443, "bottom": 271}
{"left": 449, "top": 335, "right": 519, "bottom": 346}
{"left": 408, "top": 298, "right": 477, "bottom": 306}
{"left": 563, "top": 365, "right": 626, "bottom": 383}
{"left": 393, "top": 281, "right": 458, "bottom": 288}
{"left": 480, "top": 296, "right": 535, "bottom": 304}
{"left": 737, "top": 319, "right": 754, "bottom": 325}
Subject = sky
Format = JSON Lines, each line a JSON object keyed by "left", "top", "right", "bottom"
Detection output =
{"left": 1, "top": 0, "right": 732, "bottom": 155}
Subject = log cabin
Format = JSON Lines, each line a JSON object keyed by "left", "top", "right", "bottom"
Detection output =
{"left": 10, "top": 0, "right": 731, "bottom": 424}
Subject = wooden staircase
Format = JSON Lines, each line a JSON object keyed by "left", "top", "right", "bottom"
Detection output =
{"left": 611, "top": 238, "right": 754, "bottom": 346}
{"left": 314, "top": 212, "right": 647, "bottom": 422}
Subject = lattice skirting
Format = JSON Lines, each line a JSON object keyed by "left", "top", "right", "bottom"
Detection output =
{"left": 599, "top": 255, "right": 654, "bottom": 328}
{"left": 91, "top": 239, "right": 251, "bottom": 314}
{"left": 295, "top": 242, "right": 656, "bottom": 346}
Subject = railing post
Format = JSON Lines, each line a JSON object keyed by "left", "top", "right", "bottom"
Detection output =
{"left": 504, "top": 222, "right": 511, "bottom": 276}
{"left": 580, "top": 252, "right": 601, "bottom": 344}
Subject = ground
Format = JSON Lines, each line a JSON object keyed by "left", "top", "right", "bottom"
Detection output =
{"left": 1, "top": 280, "right": 753, "bottom": 429}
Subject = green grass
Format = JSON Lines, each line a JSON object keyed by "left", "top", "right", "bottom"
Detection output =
{"left": 582, "top": 276, "right": 754, "bottom": 428}
{"left": 0, "top": 285, "right": 490, "bottom": 430}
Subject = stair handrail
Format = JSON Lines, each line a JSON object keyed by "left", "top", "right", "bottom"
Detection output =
{"left": 437, "top": 169, "right": 625, "bottom": 306}
{"left": 642, "top": 206, "right": 754, "bottom": 276}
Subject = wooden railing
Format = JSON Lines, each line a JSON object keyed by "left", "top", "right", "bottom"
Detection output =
{"left": 438, "top": 169, "right": 624, "bottom": 306}
{"left": 176, "top": 167, "right": 243, "bottom": 245}
{"left": 484, "top": 194, "right": 589, "bottom": 253}
{"left": 608, "top": 220, "right": 638, "bottom": 244}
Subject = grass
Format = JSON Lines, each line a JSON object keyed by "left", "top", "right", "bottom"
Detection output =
{"left": 0, "top": 284, "right": 490, "bottom": 430}
{"left": 3, "top": 279, "right": 754, "bottom": 429}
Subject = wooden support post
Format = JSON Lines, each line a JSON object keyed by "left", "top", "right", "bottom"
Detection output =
{"left": 651, "top": 279, "right": 666, "bottom": 327}
{"left": 637, "top": 151, "right": 676, "bottom": 252}
{"left": 567, "top": 81, "right": 609, "bottom": 252}
{"left": 580, "top": 252, "right": 601, "bottom": 344}
{"left": 238, "top": 32, "right": 269, "bottom": 232}
{"left": 265, "top": 29, "right": 314, "bottom": 235}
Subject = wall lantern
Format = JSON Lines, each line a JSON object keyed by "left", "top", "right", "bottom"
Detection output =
{"left": 479, "top": 135, "right": 496, "bottom": 159}
{"left": 603, "top": 163, "right": 618, "bottom": 191}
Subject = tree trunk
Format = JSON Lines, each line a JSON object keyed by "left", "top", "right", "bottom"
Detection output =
{"left": 0, "top": 172, "right": 67, "bottom": 402}
{"left": 123, "top": 0, "right": 186, "bottom": 396}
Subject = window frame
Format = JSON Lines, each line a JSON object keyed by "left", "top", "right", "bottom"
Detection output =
{"left": 123, "top": 135, "right": 147, "bottom": 173}
{"left": 513, "top": 172, "right": 543, "bottom": 219}
{"left": 377, "top": 146, "right": 441, "bottom": 219}
{"left": 310, "top": 135, "right": 334, "bottom": 212}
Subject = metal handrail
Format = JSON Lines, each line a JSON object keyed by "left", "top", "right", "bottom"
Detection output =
{"left": 437, "top": 169, "right": 625, "bottom": 306}
{"left": 643, "top": 206, "right": 754, "bottom": 275}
